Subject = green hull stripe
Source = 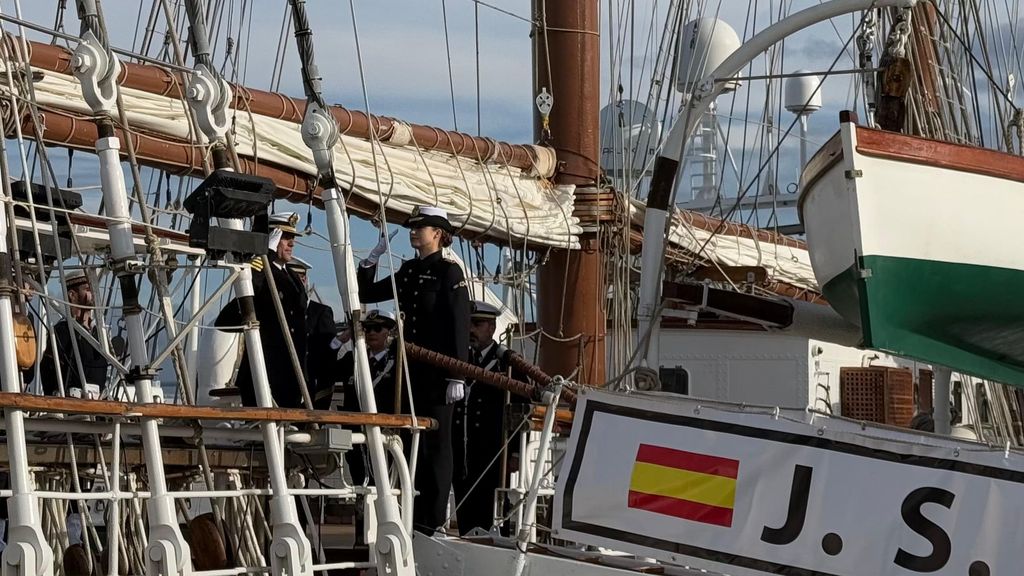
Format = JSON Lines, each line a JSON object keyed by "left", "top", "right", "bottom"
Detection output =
{"left": 822, "top": 255, "right": 1024, "bottom": 389}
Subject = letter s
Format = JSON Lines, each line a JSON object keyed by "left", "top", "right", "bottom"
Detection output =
{"left": 894, "top": 487, "right": 954, "bottom": 572}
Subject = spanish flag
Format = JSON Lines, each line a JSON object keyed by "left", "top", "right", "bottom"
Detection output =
{"left": 628, "top": 444, "right": 739, "bottom": 527}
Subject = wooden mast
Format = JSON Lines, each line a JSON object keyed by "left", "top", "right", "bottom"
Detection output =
{"left": 533, "top": 0, "right": 606, "bottom": 385}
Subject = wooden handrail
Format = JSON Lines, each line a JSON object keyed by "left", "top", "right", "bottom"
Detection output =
{"left": 404, "top": 342, "right": 578, "bottom": 405}
{"left": 530, "top": 405, "right": 574, "bottom": 425}
{"left": 0, "top": 393, "right": 436, "bottom": 429}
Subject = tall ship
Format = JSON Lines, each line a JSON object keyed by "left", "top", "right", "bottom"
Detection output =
{"left": 1, "top": 1, "right": 1022, "bottom": 575}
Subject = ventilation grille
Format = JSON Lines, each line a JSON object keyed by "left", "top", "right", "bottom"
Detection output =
{"left": 840, "top": 367, "right": 914, "bottom": 427}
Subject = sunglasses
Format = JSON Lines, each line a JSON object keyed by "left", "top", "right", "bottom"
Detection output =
{"left": 363, "top": 324, "right": 388, "bottom": 333}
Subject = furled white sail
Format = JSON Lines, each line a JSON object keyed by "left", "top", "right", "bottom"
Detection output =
{"left": 629, "top": 199, "right": 818, "bottom": 294}
{"left": 2, "top": 65, "right": 819, "bottom": 294}
{"left": 667, "top": 208, "right": 818, "bottom": 292}
{"left": 2, "top": 65, "right": 582, "bottom": 249}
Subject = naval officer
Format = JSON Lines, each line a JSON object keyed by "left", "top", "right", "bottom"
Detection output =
{"left": 338, "top": 310, "right": 400, "bottom": 483}
{"left": 357, "top": 206, "right": 471, "bottom": 534}
{"left": 216, "top": 212, "right": 309, "bottom": 408}
{"left": 285, "top": 257, "right": 340, "bottom": 409}
{"left": 34, "top": 270, "right": 109, "bottom": 399}
{"left": 453, "top": 300, "right": 526, "bottom": 535}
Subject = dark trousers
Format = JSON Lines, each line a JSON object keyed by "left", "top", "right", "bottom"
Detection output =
{"left": 346, "top": 445, "right": 372, "bottom": 487}
{"left": 342, "top": 384, "right": 395, "bottom": 486}
{"left": 452, "top": 453, "right": 502, "bottom": 536}
{"left": 410, "top": 403, "right": 453, "bottom": 534}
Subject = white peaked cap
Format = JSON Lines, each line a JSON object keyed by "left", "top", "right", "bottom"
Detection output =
{"left": 417, "top": 206, "right": 447, "bottom": 219}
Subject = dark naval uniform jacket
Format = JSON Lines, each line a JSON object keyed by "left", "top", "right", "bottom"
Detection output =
{"left": 338, "top": 343, "right": 400, "bottom": 485}
{"left": 216, "top": 254, "right": 308, "bottom": 408}
{"left": 357, "top": 248, "right": 470, "bottom": 532}
{"left": 32, "top": 320, "right": 109, "bottom": 398}
{"left": 357, "top": 250, "right": 470, "bottom": 406}
{"left": 306, "top": 300, "right": 338, "bottom": 408}
{"left": 337, "top": 342, "right": 400, "bottom": 414}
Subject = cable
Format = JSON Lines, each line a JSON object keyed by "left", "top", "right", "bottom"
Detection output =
{"left": 440, "top": 0, "right": 459, "bottom": 132}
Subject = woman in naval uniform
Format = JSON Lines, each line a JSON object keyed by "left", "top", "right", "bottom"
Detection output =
{"left": 357, "top": 206, "right": 471, "bottom": 534}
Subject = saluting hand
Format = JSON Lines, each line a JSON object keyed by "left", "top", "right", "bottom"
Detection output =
{"left": 365, "top": 229, "right": 400, "bottom": 266}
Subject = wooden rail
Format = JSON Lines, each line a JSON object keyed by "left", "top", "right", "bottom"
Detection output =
{"left": 0, "top": 393, "right": 437, "bottom": 429}
{"left": 531, "top": 405, "right": 574, "bottom": 426}
{"left": 405, "top": 342, "right": 578, "bottom": 405}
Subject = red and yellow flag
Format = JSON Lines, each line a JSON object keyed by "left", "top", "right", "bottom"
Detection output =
{"left": 627, "top": 444, "right": 739, "bottom": 527}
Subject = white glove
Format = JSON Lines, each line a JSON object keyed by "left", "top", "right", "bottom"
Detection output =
{"left": 365, "top": 229, "right": 399, "bottom": 265}
{"left": 268, "top": 228, "right": 283, "bottom": 252}
{"left": 445, "top": 379, "right": 465, "bottom": 404}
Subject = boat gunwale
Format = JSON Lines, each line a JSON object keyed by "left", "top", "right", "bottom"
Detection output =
{"left": 798, "top": 117, "right": 1024, "bottom": 223}
{"left": 796, "top": 129, "right": 844, "bottom": 221}
{"left": 853, "top": 125, "right": 1024, "bottom": 186}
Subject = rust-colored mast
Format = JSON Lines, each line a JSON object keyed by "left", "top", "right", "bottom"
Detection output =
{"left": 533, "top": 0, "right": 606, "bottom": 385}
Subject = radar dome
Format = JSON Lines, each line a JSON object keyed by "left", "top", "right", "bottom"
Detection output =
{"left": 784, "top": 71, "right": 823, "bottom": 115}
{"left": 600, "top": 99, "right": 662, "bottom": 177}
{"left": 676, "top": 18, "right": 742, "bottom": 94}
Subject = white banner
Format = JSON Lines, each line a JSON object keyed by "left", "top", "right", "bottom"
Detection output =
{"left": 553, "top": 389, "right": 1024, "bottom": 576}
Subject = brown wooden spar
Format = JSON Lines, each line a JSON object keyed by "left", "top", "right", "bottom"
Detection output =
{"left": 404, "top": 342, "right": 577, "bottom": 405}
{"left": 7, "top": 91, "right": 554, "bottom": 248}
{"left": 533, "top": 0, "right": 607, "bottom": 386}
{"left": 530, "top": 405, "right": 575, "bottom": 426}
{"left": 0, "top": 392, "right": 438, "bottom": 429}
{"left": 23, "top": 40, "right": 551, "bottom": 175}
{"left": 13, "top": 107, "right": 434, "bottom": 228}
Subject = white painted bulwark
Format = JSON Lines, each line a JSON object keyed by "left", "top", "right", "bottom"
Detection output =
{"left": 854, "top": 156, "right": 1024, "bottom": 272}
{"left": 798, "top": 122, "right": 862, "bottom": 291}
{"left": 803, "top": 123, "right": 1024, "bottom": 280}
{"left": 798, "top": 120, "right": 1024, "bottom": 293}
{"left": 657, "top": 328, "right": 883, "bottom": 415}
{"left": 555, "top": 389, "right": 1023, "bottom": 576}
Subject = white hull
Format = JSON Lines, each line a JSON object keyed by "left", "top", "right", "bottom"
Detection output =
{"left": 800, "top": 121, "right": 1024, "bottom": 291}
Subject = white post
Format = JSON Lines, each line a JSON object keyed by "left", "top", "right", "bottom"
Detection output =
{"left": 95, "top": 134, "right": 193, "bottom": 576}
{"left": 0, "top": 193, "right": 54, "bottom": 576}
{"left": 106, "top": 420, "right": 122, "bottom": 576}
{"left": 321, "top": 188, "right": 413, "bottom": 575}
{"left": 71, "top": 26, "right": 192, "bottom": 576}
{"left": 285, "top": 0, "right": 414, "bottom": 563}
{"left": 179, "top": 0, "right": 312, "bottom": 567}
{"left": 799, "top": 115, "right": 810, "bottom": 170}
{"left": 512, "top": 379, "right": 563, "bottom": 576}
{"left": 217, "top": 216, "right": 313, "bottom": 576}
